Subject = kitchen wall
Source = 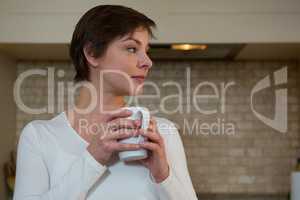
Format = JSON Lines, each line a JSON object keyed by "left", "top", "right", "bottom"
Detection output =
{"left": 1, "top": 0, "right": 300, "bottom": 44}
{"left": 16, "top": 60, "right": 300, "bottom": 196}
{"left": 0, "top": 54, "right": 16, "bottom": 199}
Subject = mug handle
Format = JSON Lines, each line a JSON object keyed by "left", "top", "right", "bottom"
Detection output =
{"left": 137, "top": 107, "right": 150, "bottom": 143}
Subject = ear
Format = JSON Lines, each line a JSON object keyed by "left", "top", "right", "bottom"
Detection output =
{"left": 83, "top": 43, "right": 99, "bottom": 68}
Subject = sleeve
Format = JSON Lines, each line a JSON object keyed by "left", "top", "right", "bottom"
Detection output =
{"left": 13, "top": 122, "right": 108, "bottom": 200}
{"left": 151, "top": 119, "right": 199, "bottom": 200}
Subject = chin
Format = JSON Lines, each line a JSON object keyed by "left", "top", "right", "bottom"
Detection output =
{"left": 129, "top": 89, "right": 144, "bottom": 96}
{"left": 115, "top": 86, "right": 144, "bottom": 96}
{"left": 127, "top": 86, "right": 144, "bottom": 96}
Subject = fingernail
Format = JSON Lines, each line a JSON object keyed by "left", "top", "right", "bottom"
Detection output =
{"left": 135, "top": 120, "right": 140, "bottom": 126}
{"left": 134, "top": 129, "right": 139, "bottom": 136}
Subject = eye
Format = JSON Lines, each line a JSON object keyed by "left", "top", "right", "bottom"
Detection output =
{"left": 127, "top": 47, "right": 137, "bottom": 53}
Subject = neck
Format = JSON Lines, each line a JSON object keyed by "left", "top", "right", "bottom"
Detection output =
{"left": 75, "top": 86, "right": 126, "bottom": 113}
{"left": 65, "top": 86, "right": 127, "bottom": 143}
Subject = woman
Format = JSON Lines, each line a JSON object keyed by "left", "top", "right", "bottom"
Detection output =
{"left": 13, "top": 5, "right": 198, "bottom": 200}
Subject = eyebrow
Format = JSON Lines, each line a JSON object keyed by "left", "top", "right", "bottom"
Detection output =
{"left": 122, "top": 36, "right": 150, "bottom": 51}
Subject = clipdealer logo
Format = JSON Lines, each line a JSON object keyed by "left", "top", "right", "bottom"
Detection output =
{"left": 250, "top": 67, "right": 288, "bottom": 133}
{"left": 13, "top": 66, "right": 289, "bottom": 135}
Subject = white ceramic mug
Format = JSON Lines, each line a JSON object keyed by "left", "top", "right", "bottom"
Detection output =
{"left": 118, "top": 106, "right": 150, "bottom": 161}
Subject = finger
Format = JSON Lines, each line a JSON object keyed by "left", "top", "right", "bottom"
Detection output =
{"left": 137, "top": 159, "right": 148, "bottom": 167}
{"left": 112, "top": 143, "right": 141, "bottom": 152}
{"left": 124, "top": 159, "right": 150, "bottom": 168}
{"left": 124, "top": 160, "right": 141, "bottom": 165}
{"left": 150, "top": 117, "right": 158, "bottom": 132}
{"left": 150, "top": 117, "right": 156, "bottom": 124}
{"left": 108, "top": 118, "right": 140, "bottom": 131}
{"left": 139, "top": 141, "right": 161, "bottom": 152}
{"left": 147, "top": 121, "right": 154, "bottom": 131}
{"left": 105, "top": 109, "right": 132, "bottom": 122}
{"left": 106, "top": 129, "right": 140, "bottom": 140}
{"left": 140, "top": 129, "right": 163, "bottom": 146}
{"left": 147, "top": 127, "right": 154, "bottom": 132}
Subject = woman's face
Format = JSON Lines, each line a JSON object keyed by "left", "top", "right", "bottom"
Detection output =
{"left": 89, "top": 27, "right": 153, "bottom": 96}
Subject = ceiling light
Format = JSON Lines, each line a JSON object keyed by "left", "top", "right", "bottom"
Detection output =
{"left": 171, "top": 44, "right": 208, "bottom": 51}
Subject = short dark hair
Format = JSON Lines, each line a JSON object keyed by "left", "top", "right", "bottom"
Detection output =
{"left": 69, "top": 5, "right": 156, "bottom": 83}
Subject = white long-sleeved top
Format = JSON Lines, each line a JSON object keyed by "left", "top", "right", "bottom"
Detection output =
{"left": 13, "top": 111, "right": 198, "bottom": 200}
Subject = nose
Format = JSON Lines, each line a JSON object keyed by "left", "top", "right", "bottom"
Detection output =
{"left": 138, "top": 53, "right": 152, "bottom": 70}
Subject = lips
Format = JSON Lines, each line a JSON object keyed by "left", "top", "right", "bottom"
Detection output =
{"left": 131, "top": 75, "right": 145, "bottom": 79}
{"left": 131, "top": 75, "right": 145, "bottom": 83}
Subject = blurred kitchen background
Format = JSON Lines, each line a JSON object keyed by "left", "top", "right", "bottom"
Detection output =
{"left": 1, "top": 0, "right": 300, "bottom": 199}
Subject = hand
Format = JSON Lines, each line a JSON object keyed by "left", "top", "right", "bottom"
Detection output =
{"left": 86, "top": 109, "right": 142, "bottom": 166}
{"left": 138, "top": 117, "right": 170, "bottom": 183}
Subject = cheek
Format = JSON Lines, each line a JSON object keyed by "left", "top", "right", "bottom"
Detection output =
{"left": 114, "top": 50, "right": 138, "bottom": 69}
{"left": 104, "top": 55, "right": 137, "bottom": 73}
{"left": 98, "top": 49, "right": 140, "bottom": 94}
{"left": 104, "top": 73, "right": 140, "bottom": 95}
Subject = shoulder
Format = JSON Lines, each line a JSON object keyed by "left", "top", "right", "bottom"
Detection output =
{"left": 19, "top": 120, "right": 46, "bottom": 142}
{"left": 18, "top": 113, "right": 63, "bottom": 145}
{"left": 17, "top": 120, "right": 48, "bottom": 155}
